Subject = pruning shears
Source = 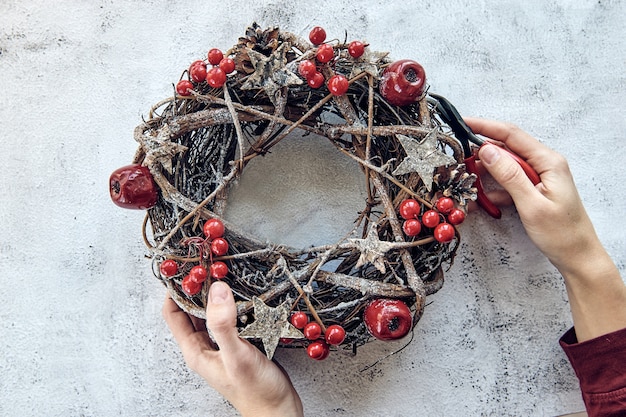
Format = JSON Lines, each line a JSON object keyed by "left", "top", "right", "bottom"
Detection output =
{"left": 427, "top": 93, "right": 541, "bottom": 219}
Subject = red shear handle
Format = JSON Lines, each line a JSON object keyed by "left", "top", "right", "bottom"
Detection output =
{"left": 502, "top": 148, "right": 541, "bottom": 185}
{"left": 464, "top": 154, "right": 502, "bottom": 219}
{"left": 465, "top": 145, "right": 542, "bottom": 219}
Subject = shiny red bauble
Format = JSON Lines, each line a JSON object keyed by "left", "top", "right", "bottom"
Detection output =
{"left": 181, "top": 275, "right": 202, "bottom": 296}
{"left": 203, "top": 219, "right": 225, "bottom": 239}
{"left": 290, "top": 312, "right": 309, "bottom": 329}
{"left": 316, "top": 44, "right": 335, "bottom": 63}
{"left": 189, "top": 265, "right": 208, "bottom": 284}
{"left": 433, "top": 223, "right": 455, "bottom": 243}
{"left": 402, "top": 219, "right": 422, "bottom": 237}
{"left": 327, "top": 74, "right": 349, "bottom": 96}
{"left": 379, "top": 59, "right": 426, "bottom": 106}
{"left": 325, "top": 324, "right": 346, "bottom": 345}
{"left": 210, "top": 261, "right": 229, "bottom": 279}
{"left": 447, "top": 208, "right": 466, "bottom": 225}
{"left": 303, "top": 322, "right": 322, "bottom": 340}
{"left": 307, "top": 340, "right": 330, "bottom": 360}
{"left": 363, "top": 298, "right": 413, "bottom": 341}
{"left": 159, "top": 259, "right": 178, "bottom": 277}
{"left": 309, "top": 26, "right": 326, "bottom": 45}
{"left": 399, "top": 198, "right": 421, "bottom": 220}
{"left": 176, "top": 79, "right": 194, "bottom": 96}
{"left": 210, "top": 238, "right": 229, "bottom": 256}
{"left": 207, "top": 48, "right": 224, "bottom": 65}
{"left": 109, "top": 164, "right": 158, "bottom": 210}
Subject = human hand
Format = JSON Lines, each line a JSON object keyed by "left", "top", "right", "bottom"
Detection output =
{"left": 162, "top": 281, "right": 304, "bottom": 417}
{"left": 465, "top": 117, "right": 626, "bottom": 341}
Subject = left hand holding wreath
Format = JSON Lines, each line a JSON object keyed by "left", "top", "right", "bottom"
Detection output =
{"left": 163, "top": 281, "right": 304, "bottom": 417}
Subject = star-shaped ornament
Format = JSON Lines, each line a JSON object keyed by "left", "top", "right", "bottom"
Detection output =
{"left": 350, "top": 225, "right": 396, "bottom": 274}
{"left": 138, "top": 124, "right": 188, "bottom": 174}
{"left": 392, "top": 130, "right": 457, "bottom": 191}
{"left": 239, "top": 296, "right": 304, "bottom": 359}
{"left": 240, "top": 43, "right": 302, "bottom": 106}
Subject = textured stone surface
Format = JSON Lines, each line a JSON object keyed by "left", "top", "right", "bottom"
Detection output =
{"left": 1, "top": 1, "right": 625, "bottom": 416}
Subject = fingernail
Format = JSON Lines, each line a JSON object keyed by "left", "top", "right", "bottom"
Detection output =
{"left": 479, "top": 144, "right": 501, "bottom": 165}
{"left": 209, "top": 282, "right": 228, "bottom": 304}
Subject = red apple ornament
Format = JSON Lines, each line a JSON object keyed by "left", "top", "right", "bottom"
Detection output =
{"left": 109, "top": 164, "right": 157, "bottom": 209}
{"left": 379, "top": 59, "right": 426, "bottom": 106}
{"left": 364, "top": 299, "right": 413, "bottom": 341}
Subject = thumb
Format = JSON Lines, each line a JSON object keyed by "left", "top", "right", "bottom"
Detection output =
{"left": 205, "top": 281, "right": 241, "bottom": 351}
{"left": 479, "top": 144, "right": 538, "bottom": 205}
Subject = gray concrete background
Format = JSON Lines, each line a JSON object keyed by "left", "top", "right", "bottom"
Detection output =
{"left": 1, "top": 1, "right": 625, "bottom": 416}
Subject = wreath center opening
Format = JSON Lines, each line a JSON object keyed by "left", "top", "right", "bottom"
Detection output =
{"left": 224, "top": 129, "right": 367, "bottom": 249}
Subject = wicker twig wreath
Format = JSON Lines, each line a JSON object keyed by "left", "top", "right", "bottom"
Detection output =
{"left": 111, "top": 24, "right": 479, "bottom": 360}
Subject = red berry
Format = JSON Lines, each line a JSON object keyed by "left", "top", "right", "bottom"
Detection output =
{"left": 325, "top": 324, "right": 346, "bottom": 345}
{"left": 210, "top": 261, "right": 228, "bottom": 279}
{"left": 189, "top": 265, "right": 208, "bottom": 284}
{"left": 203, "top": 218, "right": 225, "bottom": 238}
{"left": 298, "top": 60, "right": 317, "bottom": 79}
{"left": 159, "top": 259, "right": 178, "bottom": 277}
{"left": 316, "top": 44, "right": 335, "bottom": 63}
{"left": 364, "top": 299, "right": 413, "bottom": 341}
{"left": 379, "top": 59, "right": 426, "bottom": 106}
{"left": 309, "top": 26, "right": 326, "bottom": 45}
{"left": 348, "top": 41, "right": 365, "bottom": 58}
{"left": 398, "top": 199, "right": 421, "bottom": 220}
{"left": 307, "top": 72, "right": 325, "bottom": 89}
{"left": 189, "top": 61, "right": 207, "bottom": 83}
{"left": 448, "top": 208, "right": 466, "bottom": 225}
{"left": 435, "top": 197, "right": 455, "bottom": 214}
{"left": 206, "top": 67, "right": 226, "bottom": 88}
{"left": 307, "top": 340, "right": 330, "bottom": 360}
{"left": 219, "top": 57, "right": 235, "bottom": 74}
{"left": 176, "top": 79, "right": 194, "bottom": 96}
{"left": 433, "top": 222, "right": 456, "bottom": 243}
{"left": 402, "top": 219, "right": 422, "bottom": 237}
{"left": 327, "top": 74, "right": 349, "bottom": 96}
{"left": 210, "top": 237, "right": 229, "bottom": 256}
{"left": 207, "top": 48, "right": 223, "bottom": 65}
{"left": 181, "top": 275, "right": 202, "bottom": 296}
{"left": 109, "top": 164, "right": 158, "bottom": 210}
{"left": 290, "top": 312, "right": 309, "bottom": 329}
{"left": 303, "top": 322, "right": 322, "bottom": 340}
{"left": 422, "top": 210, "right": 441, "bottom": 228}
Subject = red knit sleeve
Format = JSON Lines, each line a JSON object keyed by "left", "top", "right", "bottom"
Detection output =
{"left": 560, "top": 327, "right": 626, "bottom": 416}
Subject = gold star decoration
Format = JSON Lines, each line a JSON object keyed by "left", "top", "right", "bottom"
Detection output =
{"left": 239, "top": 296, "right": 304, "bottom": 359}
{"left": 349, "top": 225, "right": 396, "bottom": 274}
{"left": 138, "top": 124, "right": 188, "bottom": 174}
{"left": 392, "top": 130, "right": 457, "bottom": 192}
{"left": 240, "top": 43, "right": 302, "bottom": 106}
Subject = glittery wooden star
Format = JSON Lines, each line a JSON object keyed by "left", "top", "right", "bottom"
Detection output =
{"left": 239, "top": 296, "right": 303, "bottom": 359}
{"left": 392, "top": 130, "right": 457, "bottom": 191}
{"left": 350, "top": 225, "right": 396, "bottom": 274}
{"left": 240, "top": 43, "right": 302, "bottom": 106}
{"left": 138, "top": 124, "right": 188, "bottom": 174}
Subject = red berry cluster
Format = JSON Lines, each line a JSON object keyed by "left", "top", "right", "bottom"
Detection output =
{"left": 158, "top": 218, "right": 230, "bottom": 296}
{"left": 176, "top": 48, "right": 236, "bottom": 96}
{"left": 297, "top": 26, "right": 367, "bottom": 96}
{"left": 288, "top": 311, "right": 346, "bottom": 360}
{"left": 398, "top": 197, "right": 466, "bottom": 243}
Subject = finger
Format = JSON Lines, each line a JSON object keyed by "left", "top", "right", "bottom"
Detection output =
{"left": 163, "top": 295, "right": 211, "bottom": 355}
{"left": 478, "top": 144, "right": 540, "bottom": 205}
{"left": 205, "top": 281, "right": 244, "bottom": 356}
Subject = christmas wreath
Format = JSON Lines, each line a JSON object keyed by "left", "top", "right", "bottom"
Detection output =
{"left": 110, "top": 24, "right": 479, "bottom": 360}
